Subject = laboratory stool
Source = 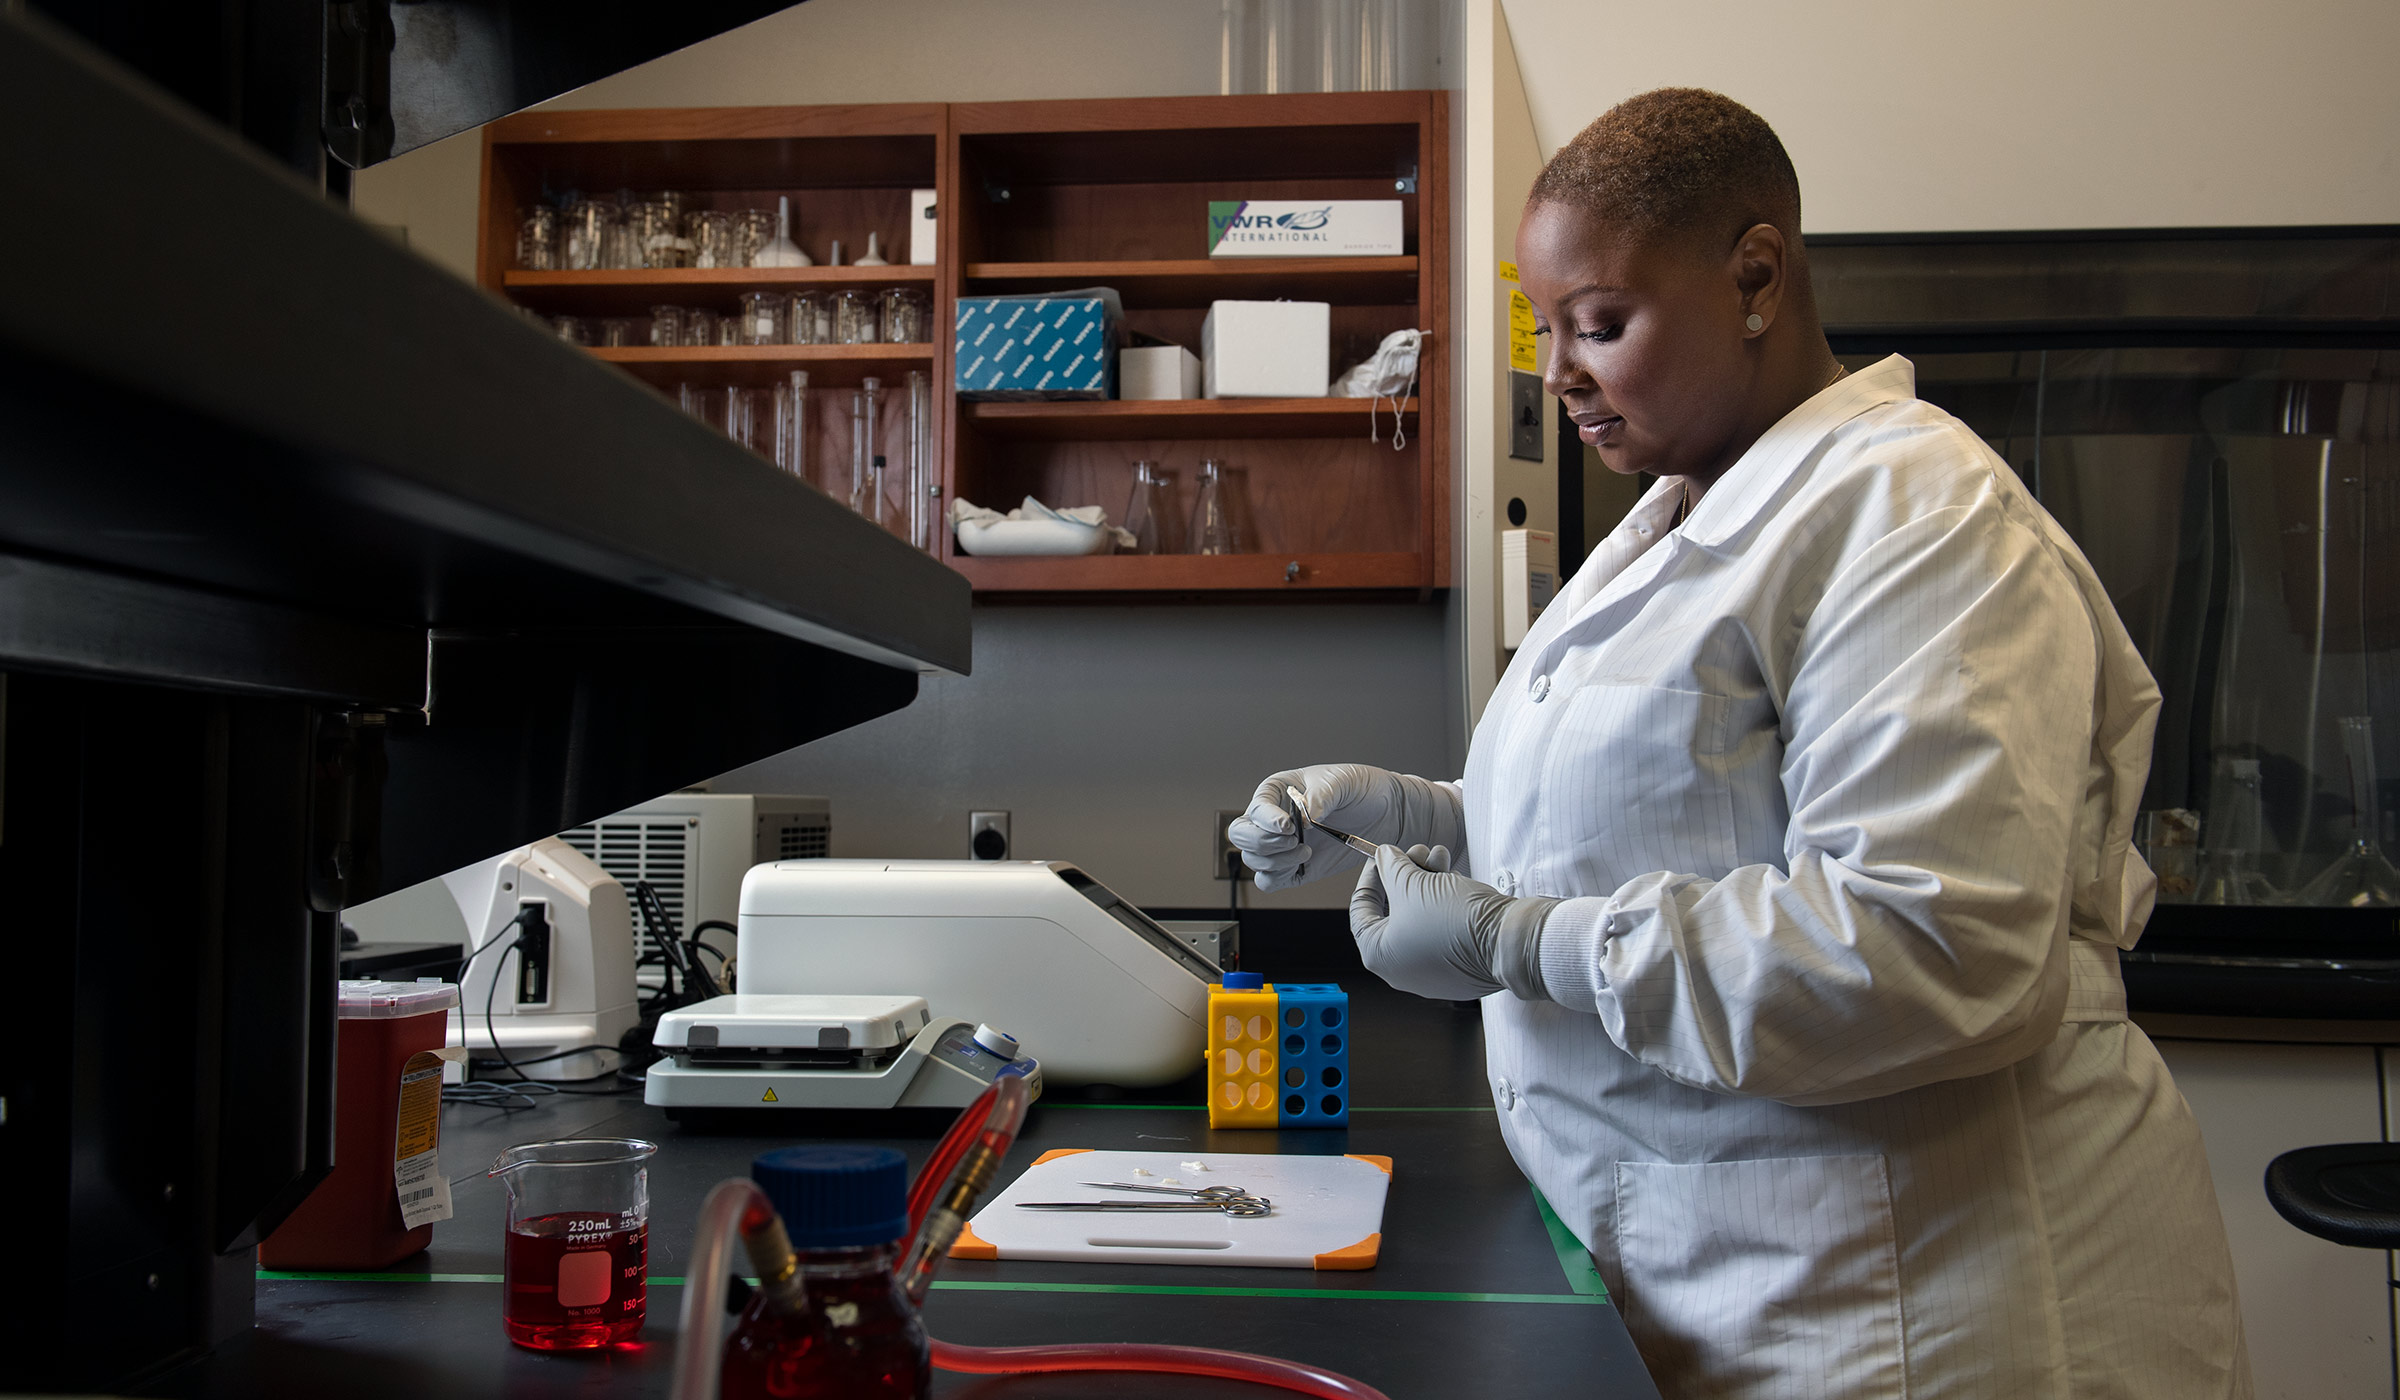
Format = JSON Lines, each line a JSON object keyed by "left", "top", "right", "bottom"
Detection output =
{"left": 2263, "top": 1143, "right": 2400, "bottom": 1248}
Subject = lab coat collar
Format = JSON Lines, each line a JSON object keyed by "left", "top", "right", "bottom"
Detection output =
{"left": 1676, "top": 354, "right": 1915, "bottom": 549}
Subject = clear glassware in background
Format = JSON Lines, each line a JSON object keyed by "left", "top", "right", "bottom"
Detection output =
{"left": 1187, "top": 458, "right": 1236, "bottom": 554}
{"left": 687, "top": 210, "right": 736, "bottom": 269}
{"left": 849, "top": 384, "right": 875, "bottom": 521}
{"left": 2295, "top": 716, "right": 2400, "bottom": 907}
{"left": 628, "top": 193, "right": 688, "bottom": 268}
{"left": 683, "top": 309, "right": 719, "bottom": 348}
{"left": 716, "top": 313, "right": 742, "bottom": 348}
{"left": 905, "top": 370, "right": 933, "bottom": 551}
{"left": 789, "top": 292, "right": 831, "bottom": 345}
{"left": 1218, "top": 0, "right": 1436, "bottom": 95}
{"left": 1123, "top": 461, "right": 1171, "bottom": 555}
{"left": 738, "top": 291, "right": 787, "bottom": 346}
{"left": 732, "top": 209, "right": 776, "bottom": 268}
{"left": 597, "top": 318, "right": 639, "bottom": 348}
{"left": 648, "top": 304, "right": 684, "bottom": 348}
{"left": 516, "top": 205, "right": 560, "bottom": 270}
{"left": 880, "top": 287, "right": 929, "bottom": 344}
{"left": 2193, "top": 758, "right": 2283, "bottom": 905}
{"left": 834, "top": 290, "right": 879, "bottom": 345}
{"left": 550, "top": 316, "right": 593, "bottom": 347}
{"left": 774, "top": 370, "right": 811, "bottom": 483}
{"left": 724, "top": 387, "right": 775, "bottom": 454}
{"left": 561, "top": 199, "right": 616, "bottom": 271}
{"left": 677, "top": 381, "right": 723, "bottom": 431}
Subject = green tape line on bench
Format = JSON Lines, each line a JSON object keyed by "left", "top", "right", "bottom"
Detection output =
{"left": 259, "top": 1271, "right": 1602, "bottom": 1306}
{"left": 1532, "top": 1186, "right": 1610, "bottom": 1300}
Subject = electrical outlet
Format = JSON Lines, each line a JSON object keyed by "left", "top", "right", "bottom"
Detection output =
{"left": 969, "top": 810, "right": 1010, "bottom": 861}
{"left": 1213, "top": 810, "right": 1244, "bottom": 880}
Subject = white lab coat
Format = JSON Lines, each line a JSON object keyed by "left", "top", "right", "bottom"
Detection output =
{"left": 1452, "top": 356, "right": 2250, "bottom": 1398}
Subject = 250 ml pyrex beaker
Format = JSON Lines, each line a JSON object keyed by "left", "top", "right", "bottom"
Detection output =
{"left": 489, "top": 1138, "right": 657, "bottom": 1350}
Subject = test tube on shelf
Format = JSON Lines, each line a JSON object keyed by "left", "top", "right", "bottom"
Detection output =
{"left": 775, "top": 370, "right": 810, "bottom": 483}
{"left": 906, "top": 370, "right": 932, "bottom": 552}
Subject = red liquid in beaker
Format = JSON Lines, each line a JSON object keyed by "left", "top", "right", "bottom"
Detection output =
{"left": 502, "top": 1212, "right": 647, "bottom": 1350}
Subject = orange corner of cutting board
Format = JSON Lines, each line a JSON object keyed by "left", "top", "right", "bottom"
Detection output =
{"left": 1344, "top": 1154, "right": 1394, "bottom": 1174}
{"left": 1031, "top": 1148, "right": 1095, "bottom": 1166}
{"left": 1314, "top": 1232, "right": 1382, "bottom": 1270}
{"left": 948, "top": 1221, "right": 999, "bottom": 1260}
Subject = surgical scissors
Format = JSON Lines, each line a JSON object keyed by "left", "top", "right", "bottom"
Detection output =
{"left": 1017, "top": 1198, "right": 1273, "bottom": 1217}
{"left": 1080, "top": 1181, "right": 1269, "bottom": 1205}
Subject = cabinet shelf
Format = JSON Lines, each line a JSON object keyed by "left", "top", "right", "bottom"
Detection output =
{"left": 507, "top": 265, "right": 936, "bottom": 315}
{"left": 963, "top": 396, "right": 1415, "bottom": 441}
{"left": 589, "top": 343, "right": 933, "bottom": 389}
{"left": 962, "top": 257, "right": 1419, "bottom": 307}
{"left": 949, "top": 551, "right": 1427, "bottom": 594}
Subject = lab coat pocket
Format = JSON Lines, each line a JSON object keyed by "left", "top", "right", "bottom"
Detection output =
{"left": 1543, "top": 684, "right": 1741, "bottom": 886}
{"left": 1614, "top": 1155, "right": 1909, "bottom": 1400}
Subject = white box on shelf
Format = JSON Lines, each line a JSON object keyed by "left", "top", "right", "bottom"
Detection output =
{"left": 1121, "top": 344, "right": 1201, "bottom": 400}
{"left": 909, "top": 189, "right": 937, "bottom": 265}
{"left": 1202, "top": 301, "right": 1330, "bottom": 399}
{"left": 1207, "top": 200, "right": 1403, "bottom": 257}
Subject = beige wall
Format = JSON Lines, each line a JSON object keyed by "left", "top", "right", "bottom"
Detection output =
{"left": 1498, "top": 0, "right": 2400, "bottom": 232}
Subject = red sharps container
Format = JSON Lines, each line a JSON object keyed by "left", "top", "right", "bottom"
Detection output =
{"left": 260, "top": 979, "right": 461, "bottom": 1270}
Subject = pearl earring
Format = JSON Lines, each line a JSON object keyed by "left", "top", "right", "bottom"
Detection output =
{"left": 1745, "top": 313, "right": 1764, "bottom": 332}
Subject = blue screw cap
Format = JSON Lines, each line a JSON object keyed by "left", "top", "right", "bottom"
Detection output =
{"left": 751, "top": 1145, "right": 910, "bottom": 1248}
{"left": 1222, "top": 972, "right": 1265, "bottom": 990}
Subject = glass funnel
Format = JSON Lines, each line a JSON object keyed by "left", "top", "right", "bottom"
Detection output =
{"left": 2294, "top": 717, "right": 2400, "bottom": 908}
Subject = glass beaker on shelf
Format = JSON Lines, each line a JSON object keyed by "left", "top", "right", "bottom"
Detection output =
{"left": 628, "top": 193, "right": 688, "bottom": 268}
{"left": 1187, "top": 458, "right": 1237, "bottom": 555}
{"left": 597, "top": 318, "right": 640, "bottom": 348}
{"left": 648, "top": 304, "right": 685, "bottom": 348}
{"left": 1123, "top": 461, "right": 1171, "bottom": 555}
{"left": 516, "top": 205, "right": 560, "bottom": 270}
{"left": 550, "top": 316, "right": 593, "bottom": 346}
{"left": 738, "top": 291, "right": 787, "bottom": 346}
{"left": 687, "top": 210, "right": 736, "bottom": 269}
{"left": 2295, "top": 716, "right": 2400, "bottom": 907}
{"left": 879, "top": 287, "right": 929, "bottom": 344}
{"left": 834, "top": 289, "right": 880, "bottom": 345}
{"left": 788, "top": 291, "right": 831, "bottom": 345}
{"left": 561, "top": 199, "right": 617, "bottom": 271}
{"left": 683, "top": 309, "right": 720, "bottom": 348}
{"left": 732, "top": 209, "right": 776, "bottom": 268}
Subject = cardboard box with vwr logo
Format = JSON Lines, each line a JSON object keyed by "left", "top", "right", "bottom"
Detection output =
{"left": 1206, "top": 200, "right": 1403, "bottom": 258}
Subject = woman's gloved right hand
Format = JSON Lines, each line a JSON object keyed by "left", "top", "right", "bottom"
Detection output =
{"left": 1228, "top": 764, "right": 1464, "bottom": 892}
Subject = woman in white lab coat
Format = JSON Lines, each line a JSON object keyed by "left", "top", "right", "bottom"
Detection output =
{"left": 1230, "top": 89, "right": 2251, "bottom": 1398}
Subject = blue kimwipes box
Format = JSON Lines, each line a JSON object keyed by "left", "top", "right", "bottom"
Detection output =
{"left": 954, "top": 289, "right": 1123, "bottom": 400}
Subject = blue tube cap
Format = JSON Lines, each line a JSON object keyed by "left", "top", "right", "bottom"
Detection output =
{"left": 751, "top": 1145, "right": 910, "bottom": 1249}
{"left": 1221, "top": 972, "right": 1265, "bottom": 990}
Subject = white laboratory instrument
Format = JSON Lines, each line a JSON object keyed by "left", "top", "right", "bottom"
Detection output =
{"left": 559, "top": 790, "right": 830, "bottom": 972}
{"left": 440, "top": 837, "right": 639, "bottom": 1081}
{"left": 737, "top": 860, "right": 1220, "bottom": 1086}
{"left": 643, "top": 993, "right": 1042, "bottom": 1113}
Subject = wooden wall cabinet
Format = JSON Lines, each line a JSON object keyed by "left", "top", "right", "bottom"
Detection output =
{"left": 478, "top": 93, "right": 1449, "bottom": 598}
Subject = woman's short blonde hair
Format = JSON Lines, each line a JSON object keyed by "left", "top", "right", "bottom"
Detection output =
{"left": 1529, "top": 88, "right": 1801, "bottom": 252}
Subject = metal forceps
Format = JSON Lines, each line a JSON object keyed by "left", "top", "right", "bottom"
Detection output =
{"left": 1081, "top": 1181, "right": 1270, "bottom": 1206}
{"left": 1289, "top": 791, "right": 1378, "bottom": 882}
{"left": 1017, "top": 1197, "right": 1273, "bottom": 1217}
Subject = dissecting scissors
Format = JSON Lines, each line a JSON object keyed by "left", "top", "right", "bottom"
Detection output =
{"left": 1081, "top": 1181, "right": 1270, "bottom": 1206}
{"left": 1016, "top": 1197, "right": 1273, "bottom": 1217}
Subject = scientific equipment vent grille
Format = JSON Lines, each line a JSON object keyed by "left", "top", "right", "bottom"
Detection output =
{"left": 773, "top": 817, "right": 830, "bottom": 861}
{"left": 560, "top": 818, "right": 689, "bottom": 958}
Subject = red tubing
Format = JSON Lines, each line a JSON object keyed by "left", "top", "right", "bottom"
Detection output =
{"left": 931, "top": 1340, "right": 1391, "bottom": 1400}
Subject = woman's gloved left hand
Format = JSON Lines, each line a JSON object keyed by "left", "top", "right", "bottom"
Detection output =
{"left": 1349, "top": 844, "right": 1559, "bottom": 1002}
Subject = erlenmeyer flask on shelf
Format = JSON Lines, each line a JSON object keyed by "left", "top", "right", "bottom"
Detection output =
{"left": 2193, "top": 758, "right": 2282, "bottom": 906}
{"left": 2295, "top": 716, "right": 2400, "bottom": 908}
{"left": 1186, "top": 458, "right": 1236, "bottom": 555}
{"left": 1122, "top": 461, "right": 1170, "bottom": 555}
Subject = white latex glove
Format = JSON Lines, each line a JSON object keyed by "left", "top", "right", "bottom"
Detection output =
{"left": 1227, "top": 764, "right": 1466, "bottom": 893}
{"left": 1350, "top": 844, "right": 1558, "bottom": 1002}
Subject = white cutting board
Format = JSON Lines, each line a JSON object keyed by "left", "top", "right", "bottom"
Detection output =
{"left": 956, "top": 1149, "right": 1392, "bottom": 1270}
